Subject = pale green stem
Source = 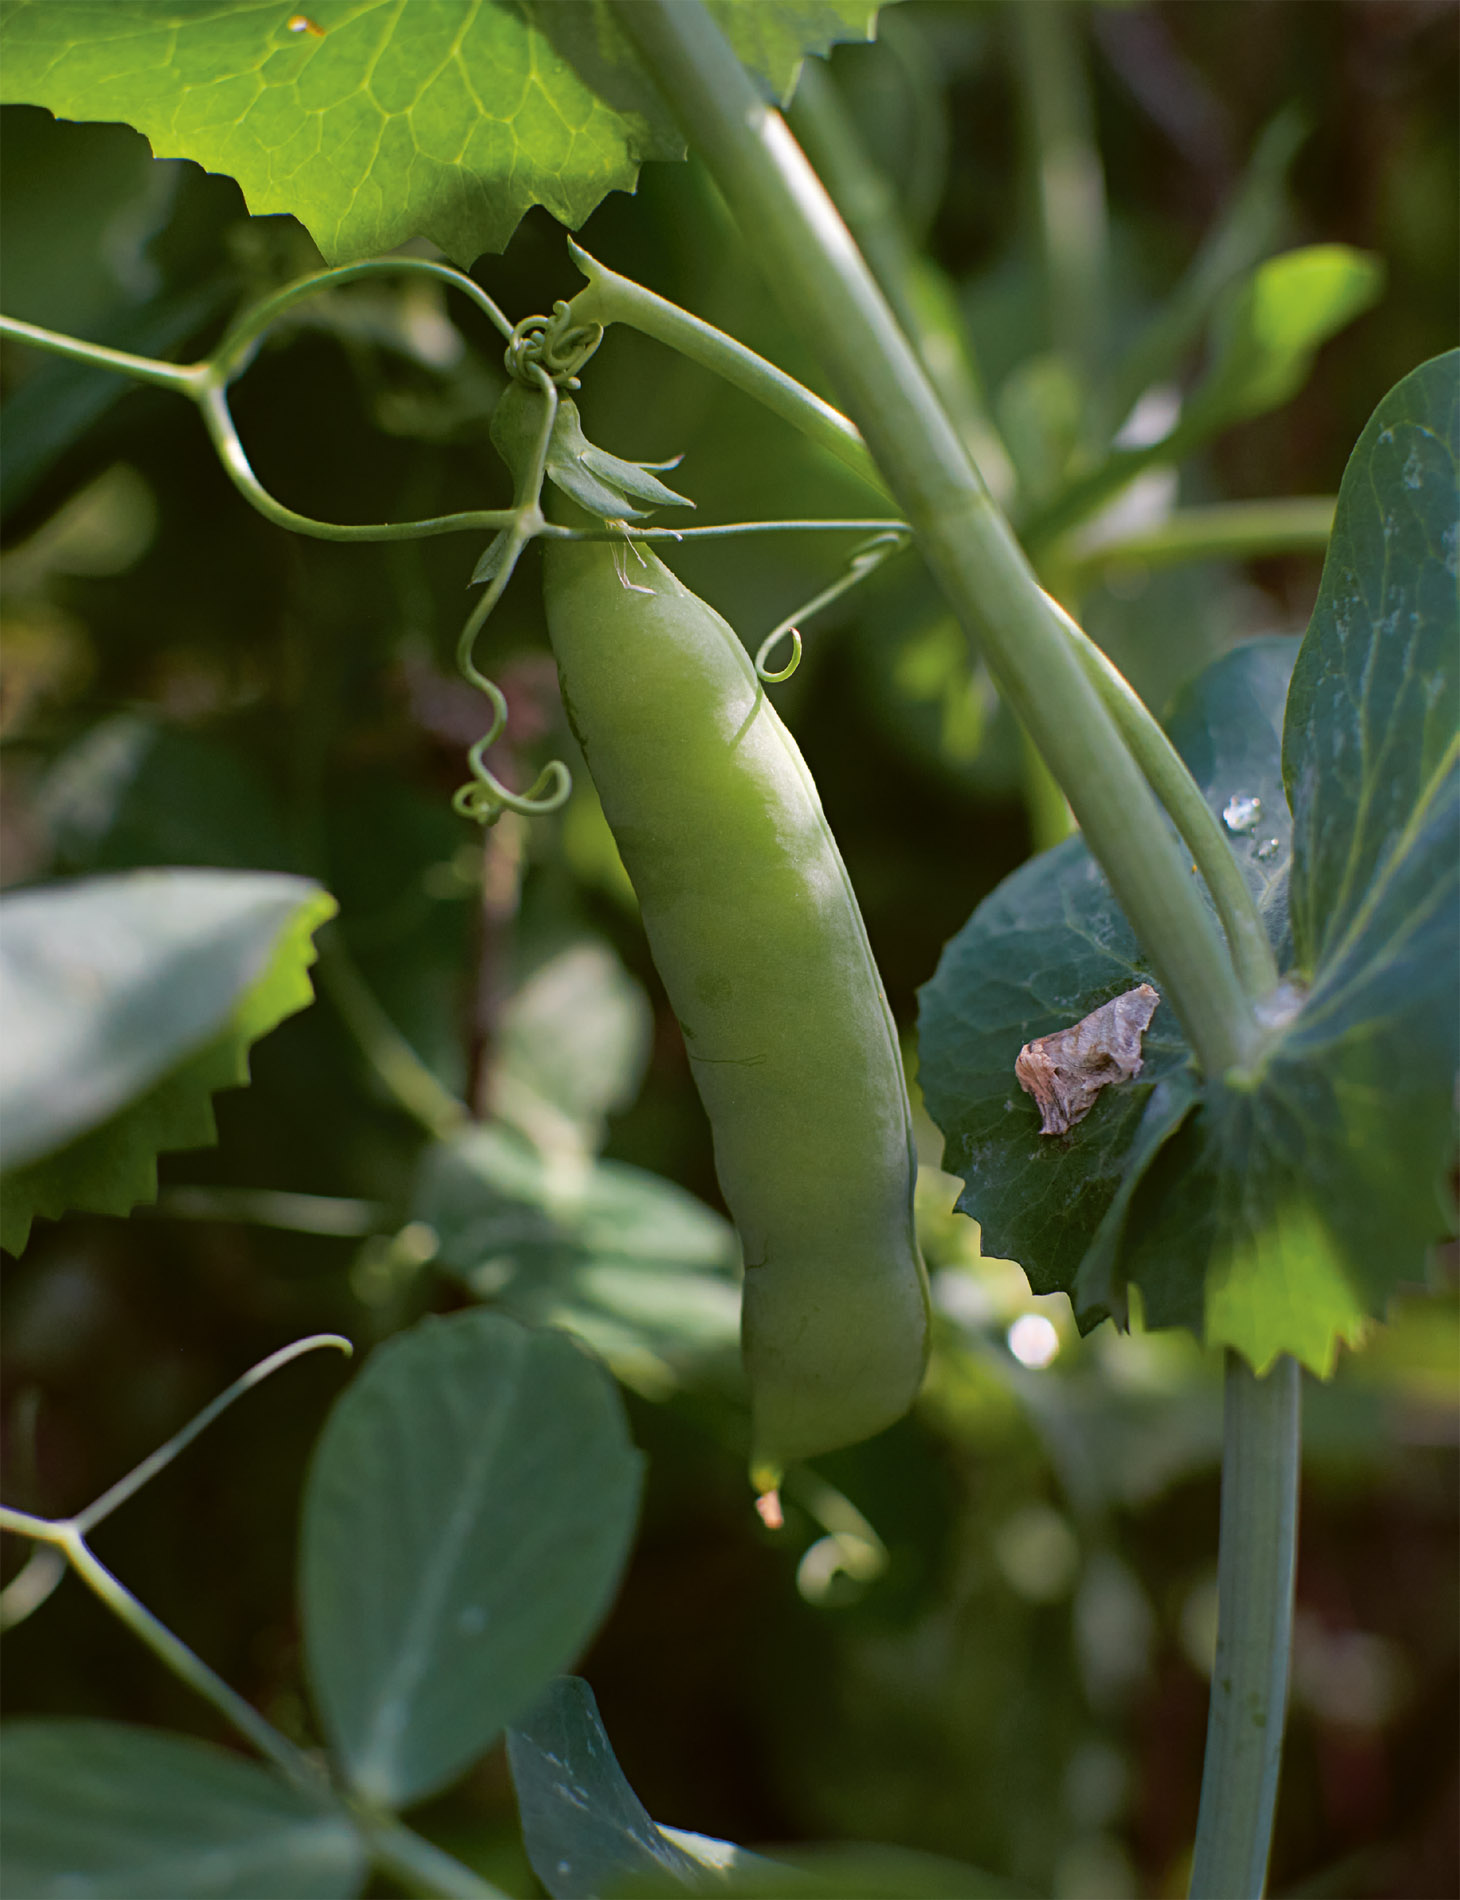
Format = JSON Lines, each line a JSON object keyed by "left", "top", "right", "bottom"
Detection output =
{"left": 148, "top": 1187, "right": 385, "bottom": 1235}
{"left": 354, "top": 1813, "right": 512, "bottom": 1900}
{"left": 1065, "top": 497, "right": 1335, "bottom": 583}
{"left": 316, "top": 938, "right": 468, "bottom": 1142}
{"left": 563, "top": 240, "right": 888, "bottom": 499}
{"left": 0, "top": 1506, "right": 318, "bottom": 1793}
{"left": 194, "top": 378, "right": 514, "bottom": 544}
{"left": 204, "top": 257, "right": 515, "bottom": 382}
{"left": 1189, "top": 1354, "right": 1301, "bottom": 1899}
{"left": 74, "top": 1336, "right": 352, "bottom": 1536}
{"left": 546, "top": 517, "right": 908, "bottom": 541}
{"left": 609, "top": 0, "right": 1259, "bottom": 1079}
{"left": 0, "top": 314, "right": 202, "bottom": 392}
{"left": 1014, "top": 0, "right": 1111, "bottom": 385}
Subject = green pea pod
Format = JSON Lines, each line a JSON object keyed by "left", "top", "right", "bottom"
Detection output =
{"left": 542, "top": 535, "right": 929, "bottom": 1498}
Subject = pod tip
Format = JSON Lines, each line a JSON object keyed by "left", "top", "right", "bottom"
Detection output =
{"left": 751, "top": 1460, "right": 784, "bottom": 1529}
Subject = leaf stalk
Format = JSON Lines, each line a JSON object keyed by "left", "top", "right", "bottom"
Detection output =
{"left": 1189, "top": 1353, "right": 1301, "bottom": 1898}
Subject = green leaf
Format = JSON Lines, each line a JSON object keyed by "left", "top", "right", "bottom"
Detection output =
{"left": 413, "top": 1124, "right": 741, "bottom": 1400}
{"left": 0, "top": 1, "right": 881, "bottom": 267}
{"left": 1183, "top": 244, "right": 1386, "bottom": 437}
{"left": 301, "top": 1308, "right": 642, "bottom": 1810}
{"left": 0, "top": 871, "right": 336, "bottom": 1254}
{"left": 0, "top": 1720, "right": 365, "bottom": 1899}
{"left": 921, "top": 355, "right": 1459, "bottom": 1375}
{"left": 1128, "top": 353, "right": 1460, "bottom": 1370}
{"left": 488, "top": 937, "right": 653, "bottom": 1154}
{"left": 506, "top": 1677, "right": 713, "bottom": 1899}
{"left": 1283, "top": 352, "right": 1460, "bottom": 972}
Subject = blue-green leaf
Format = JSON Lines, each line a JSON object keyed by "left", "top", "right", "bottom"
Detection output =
{"left": 0, "top": 1721, "right": 365, "bottom": 1899}
{"left": 506, "top": 1677, "right": 709, "bottom": 1899}
{"left": 301, "top": 1309, "right": 642, "bottom": 1809}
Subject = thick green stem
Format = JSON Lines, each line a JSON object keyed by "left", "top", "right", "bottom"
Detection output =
{"left": 610, "top": 0, "right": 1258, "bottom": 1079}
{"left": 788, "top": 62, "right": 1013, "bottom": 502}
{"left": 1190, "top": 1354, "right": 1301, "bottom": 1899}
{"left": 1052, "top": 607, "right": 1281, "bottom": 999}
{"left": 563, "top": 240, "right": 888, "bottom": 498}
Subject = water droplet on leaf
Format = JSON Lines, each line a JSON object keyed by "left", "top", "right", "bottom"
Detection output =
{"left": 1222, "top": 794, "right": 1262, "bottom": 833}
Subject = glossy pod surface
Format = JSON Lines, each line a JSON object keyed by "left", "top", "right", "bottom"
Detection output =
{"left": 543, "top": 537, "right": 929, "bottom": 1482}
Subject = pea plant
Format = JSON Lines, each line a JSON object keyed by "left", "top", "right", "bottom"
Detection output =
{"left": 0, "top": 4, "right": 1454, "bottom": 1897}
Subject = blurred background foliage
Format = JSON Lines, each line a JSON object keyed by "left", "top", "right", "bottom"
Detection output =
{"left": 1, "top": 4, "right": 1455, "bottom": 1896}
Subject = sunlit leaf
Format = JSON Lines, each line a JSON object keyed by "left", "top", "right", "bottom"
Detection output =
{"left": 0, "top": 870, "right": 335, "bottom": 1254}
{"left": 0, "top": 1, "right": 883, "bottom": 266}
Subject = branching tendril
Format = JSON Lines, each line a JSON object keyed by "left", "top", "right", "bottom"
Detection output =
{"left": 505, "top": 301, "right": 604, "bottom": 389}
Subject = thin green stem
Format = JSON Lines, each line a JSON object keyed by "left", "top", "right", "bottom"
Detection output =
{"left": 194, "top": 380, "right": 514, "bottom": 544}
{"left": 1189, "top": 1354, "right": 1301, "bottom": 1899}
{"left": 0, "top": 1508, "right": 318, "bottom": 1793}
{"left": 75, "top": 1336, "right": 352, "bottom": 1536}
{"left": 1065, "top": 497, "right": 1335, "bottom": 583}
{"left": 1014, "top": 0, "right": 1111, "bottom": 385}
{"left": 316, "top": 936, "right": 469, "bottom": 1141}
{"left": 562, "top": 240, "right": 888, "bottom": 499}
{"left": 1044, "top": 598, "right": 1281, "bottom": 999}
{"left": 147, "top": 1186, "right": 386, "bottom": 1235}
{"left": 205, "top": 257, "right": 515, "bottom": 383}
{"left": 544, "top": 517, "right": 909, "bottom": 541}
{"left": 610, "top": 0, "right": 1259, "bottom": 1079}
{"left": 355, "top": 1813, "right": 512, "bottom": 1900}
{"left": 0, "top": 313, "right": 204, "bottom": 393}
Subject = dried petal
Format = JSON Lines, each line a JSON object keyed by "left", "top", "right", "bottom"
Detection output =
{"left": 1015, "top": 984, "right": 1161, "bottom": 1136}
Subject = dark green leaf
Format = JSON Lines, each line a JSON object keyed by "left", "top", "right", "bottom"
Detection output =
{"left": 0, "top": 871, "right": 335, "bottom": 1253}
{"left": 414, "top": 1124, "right": 741, "bottom": 1399}
{"left": 301, "top": 1309, "right": 642, "bottom": 1809}
{"left": 0, "top": 1721, "right": 365, "bottom": 1899}
{"left": 0, "top": 2, "right": 881, "bottom": 267}
{"left": 507, "top": 1677, "right": 710, "bottom": 1899}
{"left": 1129, "top": 353, "right": 1460, "bottom": 1369}
{"left": 922, "top": 355, "right": 1459, "bottom": 1374}
{"left": 916, "top": 830, "right": 1192, "bottom": 1317}
{"left": 1283, "top": 351, "right": 1460, "bottom": 972}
